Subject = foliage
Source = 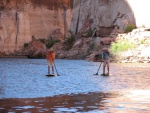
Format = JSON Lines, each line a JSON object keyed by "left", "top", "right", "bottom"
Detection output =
{"left": 24, "top": 43, "right": 29, "bottom": 48}
{"left": 86, "top": 28, "right": 94, "bottom": 37}
{"left": 110, "top": 39, "right": 136, "bottom": 56}
{"left": 124, "top": 24, "right": 135, "bottom": 33}
{"left": 32, "top": 36, "right": 35, "bottom": 40}
{"left": 64, "top": 35, "right": 75, "bottom": 50}
{"left": 46, "top": 39, "right": 60, "bottom": 48}
{"left": 139, "top": 38, "right": 147, "bottom": 44}
{"left": 94, "top": 54, "right": 102, "bottom": 60}
{"left": 35, "top": 52, "right": 43, "bottom": 58}
{"left": 0, "top": 6, "right": 5, "bottom": 11}
{"left": 87, "top": 43, "right": 94, "bottom": 54}
{"left": 38, "top": 38, "right": 47, "bottom": 43}
{"left": 0, "top": 0, "right": 10, "bottom": 11}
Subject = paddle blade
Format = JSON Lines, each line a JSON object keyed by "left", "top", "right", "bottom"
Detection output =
{"left": 93, "top": 73, "right": 98, "bottom": 75}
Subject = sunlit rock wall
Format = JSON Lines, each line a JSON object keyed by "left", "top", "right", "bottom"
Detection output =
{"left": 1, "top": 0, "right": 150, "bottom": 55}
{"left": 0, "top": 0, "right": 73, "bottom": 54}
{"left": 70, "top": 0, "right": 150, "bottom": 36}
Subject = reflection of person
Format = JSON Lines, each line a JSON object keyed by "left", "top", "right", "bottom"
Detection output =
{"left": 102, "top": 48, "right": 110, "bottom": 75}
{"left": 46, "top": 48, "right": 55, "bottom": 74}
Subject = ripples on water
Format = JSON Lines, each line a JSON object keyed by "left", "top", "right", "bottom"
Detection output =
{"left": 0, "top": 58, "right": 150, "bottom": 112}
{"left": 0, "top": 91, "right": 150, "bottom": 113}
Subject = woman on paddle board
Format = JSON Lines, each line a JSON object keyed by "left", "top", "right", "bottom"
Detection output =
{"left": 46, "top": 48, "right": 55, "bottom": 74}
{"left": 102, "top": 48, "right": 110, "bottom": 75}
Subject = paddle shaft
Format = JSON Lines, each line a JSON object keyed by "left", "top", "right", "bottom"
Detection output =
{"left": 96, "top": 62, "right": 102, "bottom": 74}
{"left": 96, "top": 44, "right": 104, "bottom": 74}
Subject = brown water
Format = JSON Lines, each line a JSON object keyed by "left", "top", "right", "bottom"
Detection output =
{"left": 0, "top": 91, "right": 150, "bottom": 113}
{"left": 0, "top": 58, "right": 150, "bottom": 113}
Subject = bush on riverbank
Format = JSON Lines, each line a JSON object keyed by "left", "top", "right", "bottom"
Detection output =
{"left": 46, "top": 39, "right": 60, "bottom": 48}
{"left": 110, "top": 39, "right": 137, "bottom": 56}
{"left": 124, "top": 24, "right": 135, "bottom": 33}
{"left": 64, "top": 35, "right": 75, "bottom": 50}
{"left": 38, "top": 38, "right": 47, "bottom": 43}
{"left": 24, "top": 43, "right": 29, "bottom": 47}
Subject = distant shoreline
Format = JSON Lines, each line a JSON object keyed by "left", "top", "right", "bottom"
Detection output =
{"left": 0, "top": 56, "right": 28, "bottom": 58}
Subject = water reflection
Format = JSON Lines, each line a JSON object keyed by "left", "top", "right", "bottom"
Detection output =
{"left": 0, "top": 91, "right": 150, "bottom": 113}
{"left": 0, "top": 58, "right": 150, "bottom": 112}
{"left": 0, "top": 59, "right": 150, "bottom": 98}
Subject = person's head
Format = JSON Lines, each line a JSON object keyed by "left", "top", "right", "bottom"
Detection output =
{"left": 48, "top": 48, "right": 54, "bottom": 53}
{"left": 103, "top": 48, "right": 108, "bottom": 52}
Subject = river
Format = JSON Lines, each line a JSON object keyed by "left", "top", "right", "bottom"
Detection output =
{"left": 0, "top": 58, "right": 150, "bottom": 113}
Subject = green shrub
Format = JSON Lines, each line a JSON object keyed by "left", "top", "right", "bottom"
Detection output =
{"left": 87, "top": 43, "right": 94, "bottom": 54}
{"left": 32, "top": 36, "right": 35, "bottom": 40}
{"left": 94, "top": 54, "right": 102, "bottom": 60}
{"left": 35, "top": 52, "right": 43, "bottom": 58}
{"left": 46, "top": 39, "right": 60, "bottom": 48}
{"left": 124, "top": 24, "right": 135, "bottom": 33}
{"left": 64, "top": 35, "right": 75, "bottom": 50}
{"left": 139, "top": 38, "right": 147, "bottom": 44}
{"left": 38, "top": 38, "right": 47, "bottom": 43}
{"left": 24, "top": 43, "right": 29, "bottom": 48}
{"left": 110, "top": 39, "right": 136, "bottom": 56}
{"left": 86, "top": 28, "right": 94, "bottom": 37}
{"left": 0, "top": 6, "right": 5, "bottom": 11}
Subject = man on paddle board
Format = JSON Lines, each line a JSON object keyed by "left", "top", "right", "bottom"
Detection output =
{"left": 46, "top": 48, "right": 55, "bottom": 74}
{"left": 102, "top": 48, "right": 110, "bottom": 75}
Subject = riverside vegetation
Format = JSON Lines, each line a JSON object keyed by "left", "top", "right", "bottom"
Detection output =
{"left": 22, "top": 24, "right": 150, "bottom": 63}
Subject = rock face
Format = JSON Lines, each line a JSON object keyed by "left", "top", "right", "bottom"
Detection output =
{"left": 70, "top": 0, "right": 133, "bottom": 36}
{"left": 23, "top": 38, "right": 46, "bottom": 58}
{"left": 1, "top": 0, "right": 150, "bottom": 59}
{"left": 70, "top": 0, "right": 150, "bottom": 36}
{"left": 52, "top": 38, "right": 90, "bottom": 59}
{"left": 0, "top": 0, "right": 73, "bottom": 54}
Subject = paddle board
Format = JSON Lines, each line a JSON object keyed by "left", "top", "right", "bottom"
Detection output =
{"left": 100, "top": 73, "right": 109, "bottom": 76}
{"left": 46, "top": 74, "right": 58, "bottom": 77}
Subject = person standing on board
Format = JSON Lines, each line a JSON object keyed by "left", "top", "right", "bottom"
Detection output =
{"left": 102, "top": 48, "right": 110, "bottom": 75}
{"left": 46, "top": 48, "right": 55, "bottom": 74}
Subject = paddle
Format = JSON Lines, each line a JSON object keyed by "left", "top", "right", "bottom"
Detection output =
{"left": 94, "top": 62, "right": 102, "bottom": 75}
{"left": 93, "top": 43, "right": 105, "bottom": 75}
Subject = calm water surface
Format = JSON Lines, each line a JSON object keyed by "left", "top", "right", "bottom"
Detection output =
{"left": 0, "top": 58, "right": 150, "bottom": 113}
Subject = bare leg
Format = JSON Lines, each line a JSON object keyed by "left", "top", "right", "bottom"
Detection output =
{"left": 107, "top": 60, "right": 110, "bottom": 74}
{"left": 52, "top": 66, "right": 54, "bottom": 74}
{"left": 103, "top": 61, "right": 106, "bottom": 74}
{"left": 107, "top": 65, "right": 109, "bottom": 74}
{"left": 103, "top": 66, "right": 105, "bottom": 74}
{"left": 48, "top": 66, "right": 50, "bottom": 74}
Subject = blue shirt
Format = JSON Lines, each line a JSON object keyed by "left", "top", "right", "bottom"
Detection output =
{"left": 102, "top": 51, "right": 110, "bottom": 60}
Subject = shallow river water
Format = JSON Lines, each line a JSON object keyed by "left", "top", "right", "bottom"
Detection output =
{"left": 0, "top": 58, "right": 150, "bottom": 113}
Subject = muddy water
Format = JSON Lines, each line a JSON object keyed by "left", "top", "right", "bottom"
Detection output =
{"left": 0, "top": 58, "right": 150, "bottom": 113}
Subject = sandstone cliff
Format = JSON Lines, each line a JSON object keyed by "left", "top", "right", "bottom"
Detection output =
{"left": 70, "top": 0, "right": 150, "bottom": 36}
{"left": 0, "top": 0, "right": 73, "bottom": 54}
{"left": 0, "top": 0, "right": 150, "bottom": 60}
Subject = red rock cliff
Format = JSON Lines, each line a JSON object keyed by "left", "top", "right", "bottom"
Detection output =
{"left": 0, "top": 0, "right": 73, "bottom": 54}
